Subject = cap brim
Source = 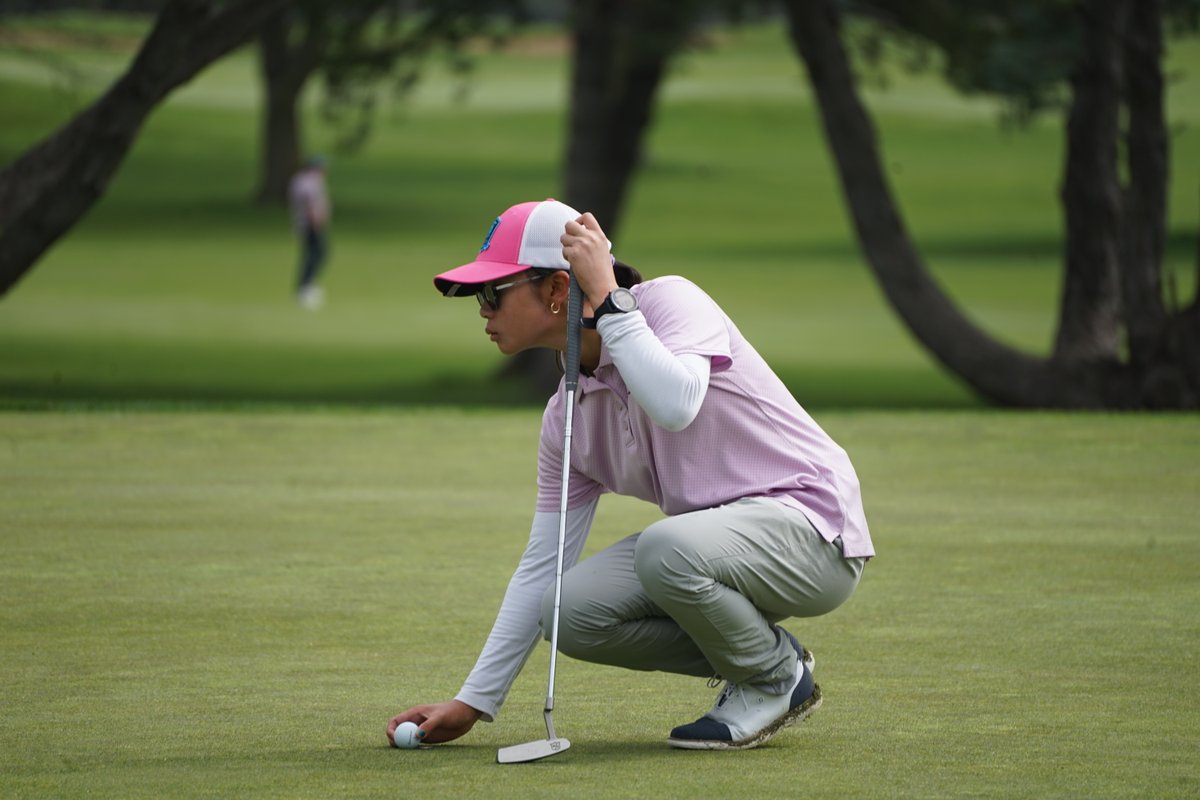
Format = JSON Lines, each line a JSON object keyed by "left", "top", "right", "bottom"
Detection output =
{"left": 433, "top": 259, "right": 531, "bottom": 297}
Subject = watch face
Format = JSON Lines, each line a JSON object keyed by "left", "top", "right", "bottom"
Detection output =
{"left": 612, "top": 288, "right": 638, "bottom": 312}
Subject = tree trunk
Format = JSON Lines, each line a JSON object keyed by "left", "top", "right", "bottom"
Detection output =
{"left": 254, "top": 11, "right": 303, "bottom": 205}
{"left": 783, "top": 0, "right": 1197, "bottom": 408}
{"left": 563, "top": 0, "right": 693, "bottom": 237}
{"left": 1055, "top": 0, "right": 1125, "bottom": 362}
{"left": 252, "top": 7, "right": 326, "bottom": 205}
{"left": 502, "top": 0, "right": 697, "bottom": 397}
{"left": 0, "top": 0, "right": 292, "bottom": 297}
{"left": 780, "top": 0, "right": 1113, "bottom": 407}
{"left": 1120, "top": 0, "right": 1198, "bottom": 406}
{"left": 1119, "top": 0, "right": 1169, "bottom": 365}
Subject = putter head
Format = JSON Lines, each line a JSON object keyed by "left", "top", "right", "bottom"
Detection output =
{"left": 496, "top": 737, "right": 571, "bottom": 764}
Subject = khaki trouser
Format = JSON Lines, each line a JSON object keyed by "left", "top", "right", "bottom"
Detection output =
{"left": 540, "top": 497, "right": 866, "bottom": 691}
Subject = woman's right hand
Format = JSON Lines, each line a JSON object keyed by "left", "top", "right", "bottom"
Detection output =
{"left": 560, "top": 212, "right": 618, "bottom": 311}
{"left": 386, "top": 700, "right": 483, "bottom": 746}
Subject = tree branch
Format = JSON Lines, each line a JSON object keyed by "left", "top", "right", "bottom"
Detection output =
{"left": 781, "top": 0, "right": 1110, "bottom": 406}
{"left": 0, "top": 0, "right": 293, "bottom": 296}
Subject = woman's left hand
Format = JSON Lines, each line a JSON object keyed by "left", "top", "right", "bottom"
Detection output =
{"left": 560, "top": 213, "right": 618, "bottom": 309}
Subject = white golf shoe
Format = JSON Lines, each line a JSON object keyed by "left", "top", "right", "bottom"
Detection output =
{"left": 667, "top": 646, "right": 821, "bottom": 750}
{"left": 298, "top": 284, "right": 325, "bottom": 310}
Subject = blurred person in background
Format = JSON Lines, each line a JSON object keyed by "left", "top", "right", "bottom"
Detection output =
{"left": 288, "top": 155, "right": 331, "bottom": 309}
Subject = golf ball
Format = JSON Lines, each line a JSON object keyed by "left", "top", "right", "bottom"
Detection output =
{"left": 393, "top": 721, "right": 422, "bottom": 749}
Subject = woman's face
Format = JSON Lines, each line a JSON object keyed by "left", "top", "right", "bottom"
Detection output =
{"left": 477, "top": 271, "right": 563, "bottom": 355}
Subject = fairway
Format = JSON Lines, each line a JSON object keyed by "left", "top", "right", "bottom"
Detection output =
{"left": 2, "top": 409, "right": 1197, "bottom": 799}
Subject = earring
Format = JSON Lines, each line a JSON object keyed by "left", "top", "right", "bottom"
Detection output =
{"left": 550, "top": 301, "right": 561, "bottom": 315}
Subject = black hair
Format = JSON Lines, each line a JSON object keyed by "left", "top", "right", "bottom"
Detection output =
{"left": 533, "top": 259, "right": 644, "bottom": 288}
{"left": 613, "top": 259, "right": 644, "bottom": 288}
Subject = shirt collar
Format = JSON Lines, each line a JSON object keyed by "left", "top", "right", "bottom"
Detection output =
{"left": 577, "top": 340, "right": 615, "bottom": 395}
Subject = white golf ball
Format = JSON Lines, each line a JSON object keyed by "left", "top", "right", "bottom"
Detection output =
{"left": 393, "top": 721, "right": 422, "bottom": 749}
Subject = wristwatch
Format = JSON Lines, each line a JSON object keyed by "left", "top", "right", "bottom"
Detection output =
{"left": 588, "top": 287, "right": 638, "bottom": 328}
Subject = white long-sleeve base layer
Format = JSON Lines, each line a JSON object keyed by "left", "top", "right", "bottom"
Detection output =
{"left": 454, "top": 312, "right": 711, "bottom": 721}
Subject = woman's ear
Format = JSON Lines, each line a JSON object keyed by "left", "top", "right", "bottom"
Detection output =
{"left": 546, "top": 270, "right": 571, "bottom": 307}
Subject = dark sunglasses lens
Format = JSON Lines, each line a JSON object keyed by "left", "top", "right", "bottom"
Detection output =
{"left": 477, "top": 285, "right": 499, "bottom": 311}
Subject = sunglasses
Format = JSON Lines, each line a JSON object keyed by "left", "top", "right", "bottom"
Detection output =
{"left": 476, "top": 273, "right": 546, "bottom": 311}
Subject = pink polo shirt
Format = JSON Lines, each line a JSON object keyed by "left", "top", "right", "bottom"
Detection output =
{"left": 536, "top": 276, "right": 874, "bottom": 559}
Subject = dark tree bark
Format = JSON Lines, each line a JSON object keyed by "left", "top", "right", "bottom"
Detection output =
{"left": 1119, "top": 0, "right": 1170, "bottom": 365}
{"left": 0, "top": 0, "right": 292, "bottom": 296}
{"left": 253, "top": 7, "right": 328, "bottom": 204}
{"left": 1055, "top": 0, "right": 1125, "bottom": 362}
{"left": 502, "top": 0, "right": 695, "bottom": 396}
{"left": 781, "top": 0, "right": 1093, "bottom": 406}
{"left": 563, "top": 0, "right": 694, "bottom": 237}
{"left": 782, "top": 0, "right": 1198, "bottom": 408}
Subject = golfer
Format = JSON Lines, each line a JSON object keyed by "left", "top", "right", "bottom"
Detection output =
{"left": 387, "top": 199, "right": 873, "bottom": 751}
{"left": 288, "top": 155, "right": 331, "bottom": 309}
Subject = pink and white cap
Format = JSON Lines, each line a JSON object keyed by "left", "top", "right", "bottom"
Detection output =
{"left": 433, "top": 199, "right": 607, "bottom": 296}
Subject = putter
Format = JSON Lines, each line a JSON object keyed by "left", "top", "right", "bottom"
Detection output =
{"left": 496, "top": 275, "right": 583, "bottom": 765}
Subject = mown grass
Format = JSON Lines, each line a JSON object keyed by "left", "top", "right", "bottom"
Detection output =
{"left": 1, "top": 409, "right": 1197, "bottom": 799}
{"left": 1, "top": 17, "right": 1199, "bottom": 799}
{"left": 1, "top": 18, "right": 1197, "bottom": 408}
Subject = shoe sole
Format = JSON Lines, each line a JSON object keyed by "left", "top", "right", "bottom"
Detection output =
{"left": 666, "top": 683, "right": 823, "bottom": 751}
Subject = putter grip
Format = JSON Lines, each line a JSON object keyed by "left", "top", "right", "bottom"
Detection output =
{"left": 564, "top": 276, "right": 583, "bottom": 392}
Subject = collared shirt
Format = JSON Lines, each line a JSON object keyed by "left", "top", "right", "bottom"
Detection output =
{"left": 287, "top": 169, "right": 330, "bottom": 233}
{"left": 536, "top": 276, "right": 873, "bottom": 559}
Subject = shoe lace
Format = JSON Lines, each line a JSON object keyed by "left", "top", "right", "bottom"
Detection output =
{"left": 713, "top": 680, "right": 750, "bottom": 713}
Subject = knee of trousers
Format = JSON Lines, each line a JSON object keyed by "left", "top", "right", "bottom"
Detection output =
{"left": 632, "top": 520, "right": 698, "bottom": 599}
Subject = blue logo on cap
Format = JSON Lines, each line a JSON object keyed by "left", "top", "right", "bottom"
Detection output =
{"left": 480, "top": 216, "right": 501, "bottom": 253}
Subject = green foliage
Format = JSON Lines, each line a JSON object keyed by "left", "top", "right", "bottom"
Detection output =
{"left": 1168, "top": 0, "right": 1200, "bottom": 33}
{"left": 1, "top": 408, "right": 1197, "bottom": 797}
{"left": 848, "top": 0, "right": 1199, "bottom": 122}
{"left": 846, "top": 0, "right": 1080, "bottom": 122}
{"left": 314, "top": 0, "right": 527, "bottom": 152}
